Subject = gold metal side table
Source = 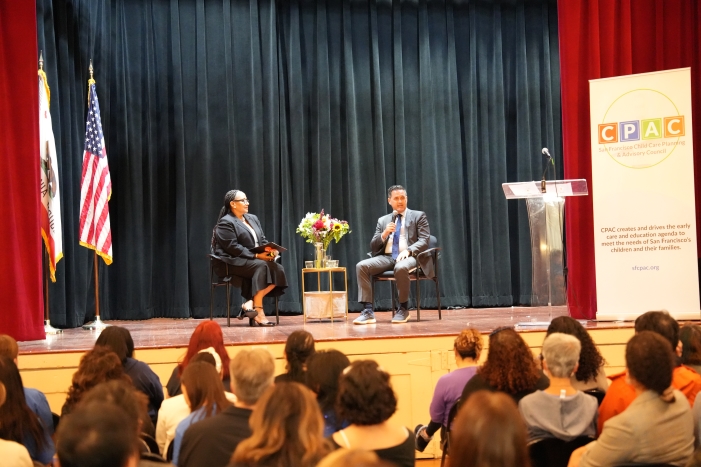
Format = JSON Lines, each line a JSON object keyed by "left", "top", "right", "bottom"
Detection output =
{"left": 301, "top": 267, "right": 348, "bottom": 322}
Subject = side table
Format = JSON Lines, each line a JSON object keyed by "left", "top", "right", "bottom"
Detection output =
{"left": 301, "top": 267, "right": 348, "bottom": 322}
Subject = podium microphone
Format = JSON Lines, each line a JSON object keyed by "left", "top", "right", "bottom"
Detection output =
{"left": 541, "top": 148, "right": 552, "bottom": 193}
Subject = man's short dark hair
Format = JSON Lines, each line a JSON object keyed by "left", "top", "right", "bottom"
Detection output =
{"left": 634, "top": 310, "right": 679, "bottom": 351}
{"left": 56, "top": 402, "right": 138, "bottom": 467}
{"left": 387, "top": 185, "right": 406, "bottom": 197}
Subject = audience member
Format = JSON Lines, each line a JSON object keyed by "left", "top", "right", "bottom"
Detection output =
{"left": 56, "top": 401, "right": 139, "bottom": 467}
{"left": 0, "top": 335, "right": 55, "bottom": 437}
{"left": 0, "top": 356, "right": 54, "bottom": 465}
{"left": 157, "top": 352, "right": 235, "bottom": 458}
{"left": 62, "top": 346, "right": 133, "bottom": 417}
{"left": 316, "top": 449, "right": 395, "bottom": 467}
{"left": 519, "top": 333, "right": 597, "bottom": 441}
{"left": 681, "top": 325, "right": 701, "bottom": 375}
{"left": 451, "top": 390, "right": 531, "bottom": 467}
{"left": 178, "top": 348, "right": 274, "bottom": 467}
{"left": 229, "top": 382, "right": 330, "bottom": 467}
{"left": 461, "top": 327, "right": 548, "bottom": 404}
{"left": 79, "top": 380, "right": 170, "bottom": 466}
{"left": 598, "top": 311, "right": 701, "bottom": 431}
{"left": 687, "top": 447, "right": 701, "bottom": 467}
{"left": 172, "top": 361, "right": 232, "bottom": 465}
{"left": 415, "top": 328, "right": 483, "bottom": 452}
{"left": 0, "top": 380, "right": 33, "bottom": 467}
{"left": 305, "top": 349, "right": 350, "bottom": 437}
{"left": 166, "top": 321, "right": 231, "bottom": 397}
{"left": 331, "top": 360, "right": 415, "bottom": 467}
{"left": 275, "top": 330, "right": 315, "bottom": 384}
{"left": 96, "top": 326, "right": 164, "bottom": 425}
{"left": 546, "top": 317, "right": 609, "bottom": 392}
{"left": 570, "top": 331, "right": 694, "bottom": 467}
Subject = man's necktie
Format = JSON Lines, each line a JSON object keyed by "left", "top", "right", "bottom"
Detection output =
{"left": 391, "top": 214, "right": 402, "bottom": 260}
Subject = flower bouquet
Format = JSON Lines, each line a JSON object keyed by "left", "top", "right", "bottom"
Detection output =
{"left": 296, "top": 210, "right": 351, "bottom": 251}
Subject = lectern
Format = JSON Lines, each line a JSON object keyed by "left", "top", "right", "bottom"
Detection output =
{"left": 502, "top": 179, "right": 588, "bottom": 323}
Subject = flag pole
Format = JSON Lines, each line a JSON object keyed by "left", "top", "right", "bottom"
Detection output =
{"left": 39, "top": 52, "right": 62, "bottom": 335}
{"left": 82, "top": 59, "right": 109, "bottom": 331}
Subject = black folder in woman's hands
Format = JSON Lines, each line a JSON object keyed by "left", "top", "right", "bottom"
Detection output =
{"left": 250, "top": 242, "right": 287, "bottom": 253}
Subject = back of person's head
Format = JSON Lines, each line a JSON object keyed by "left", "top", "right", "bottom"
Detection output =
{"left": 229, "top": 348, "right": 275, "bottom": 406}
{"left": 179, "top": 321, "right": 230, "bottom": 379}
{"left": 479, "top": 327, "right": 540, "bottom": 394}
{"left": 454, "top": 328, "right": 483, "bottom": 360}
{"left": 64, "top": 346, "right": 132, "bottom": 415}
{"left": 79, "top": 380, "right": 149, "bottom": 435}
{"left": 546, "top": 316, "right": 605, "bottom": 383}
{"left": 634, "top": 310, "right": 679, "bottom": 352}
{"left": 626, "top": 331, "right": 675, "bottom": 400}
{"left": 196, "top": 347, "right": 223, "bottom": 374}
{"left": 337, "top": 360, "right": 396, "bottom": 426}
{"left": 284, "top": 330, "right": 315, "bottom": 382}
{"left": 680, "top": 324, "right": 701, "bottom": 366}
{"left": 57, "top": 402, "right": 138, "bottom": 467}
{"left": 190, "top": 350, "right": 217, "bottom": 368}
{"left": 305, "top": 349, "right": 350, "bottom": 413}
{"left": 0, "top": 334, "right": 19, "bottom": 361}
{"left": 542, "top": 333, "right": 581, "bottom": 378}
{"left": 451, "top": 390, "right": 531, "bottom": 467}
{"left": 0, "top": 356, "right": 45, "bottom": 449}
{"left": 95, "top": 326, "right": 131, "bottom": 363}
{"left": 232, "top": 382, "right": 329, "bottom": 467}
{"left": 316, "top": 448, "right": 395, "bottom": 467}
{"left": 181, "top": 361, "right": 230, "bottom": 416}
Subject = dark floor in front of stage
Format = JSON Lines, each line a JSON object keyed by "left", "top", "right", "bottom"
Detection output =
{"left": 18, "top": 306, "right": 638, "bottom": 354}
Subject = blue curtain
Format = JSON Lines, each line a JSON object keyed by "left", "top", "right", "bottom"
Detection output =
{"left": 36, "top": 0, "right": 561, "bottom": 326}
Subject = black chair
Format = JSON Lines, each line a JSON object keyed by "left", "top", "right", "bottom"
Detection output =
{"left": 139, "top": 433, "right": 161, "bottom": 456}
{"left": 209, "top": 254, "right": 279, "bottom": 326}
{"left": 528, "top": 436, "right": 594, "bottom": 467}
{"left": 440, "top": 397, "right": 461, "bottom": 467}
{"left": 371, "top": 235, "right": 441, "bottom": 321}
{"left": 583, "top": 388, "right": 606, "bottom": 406}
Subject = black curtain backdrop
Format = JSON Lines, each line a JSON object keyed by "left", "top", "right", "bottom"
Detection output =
{"left": 36, "top": 0, "right": 562, "bottom": 327}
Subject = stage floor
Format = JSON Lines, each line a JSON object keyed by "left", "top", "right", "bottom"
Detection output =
{"left": 19, "top": 305, "right": 634, "bottom": 354}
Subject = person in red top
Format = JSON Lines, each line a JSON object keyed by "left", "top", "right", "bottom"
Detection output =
{"left": 598, "top": 311, "right": 701, "bottom": 432}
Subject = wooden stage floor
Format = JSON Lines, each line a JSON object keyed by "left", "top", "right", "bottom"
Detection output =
{"left": 18, "top": 306, "right": 634, "bottom": 354}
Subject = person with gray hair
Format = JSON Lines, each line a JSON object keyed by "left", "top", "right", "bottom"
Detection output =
{"left": 519, "top": 333, "right": 598, "bottom": 442}
{"left": 177, "top": 348, "right": 275, "bottom": 467}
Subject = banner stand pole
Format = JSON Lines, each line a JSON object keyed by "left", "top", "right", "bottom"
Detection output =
{"left": 43, "top": 247, "right": 62, "bottom": 335}
{"left": 83, "top": 251, "right": 109, "bottom": 330}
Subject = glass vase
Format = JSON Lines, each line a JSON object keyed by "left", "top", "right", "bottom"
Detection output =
{"left": 314, "top": 242, "right": 325, "bottom": 268}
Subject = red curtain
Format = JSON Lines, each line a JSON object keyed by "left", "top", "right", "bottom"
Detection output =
{"left": 0, "top": 1, "right": 45, "bottom": 341}
{"left": 558, "top": 0, "right": 701, "bottom": 319}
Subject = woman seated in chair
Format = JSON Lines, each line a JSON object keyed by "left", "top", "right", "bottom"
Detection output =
{"left": 414, "top": 328, "right": 483, "bottom": 452}
{"left": 212, "top": 189, "right": 288, "bottom": 326}
{"left": 519, "top": 333, "right": 598, "bottom": 442}
{"left": 568, "top": 331, "right": 694, "bottom": 467}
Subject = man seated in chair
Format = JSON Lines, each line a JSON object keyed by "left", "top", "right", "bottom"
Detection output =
{"left": 354, "top": 185, "right": 432, "bottom": 324}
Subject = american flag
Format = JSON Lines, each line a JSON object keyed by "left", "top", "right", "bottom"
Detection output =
{"left": 78, "top": 80, "right": 112, "bottom": 264}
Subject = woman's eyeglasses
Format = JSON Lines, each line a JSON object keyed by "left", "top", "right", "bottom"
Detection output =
{"left": 233, "top": 198, "right": 249, "bottom": 204}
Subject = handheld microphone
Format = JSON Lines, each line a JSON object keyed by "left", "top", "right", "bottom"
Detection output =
{"left": 391, "top": 210, "right": 398, "bottom": 223}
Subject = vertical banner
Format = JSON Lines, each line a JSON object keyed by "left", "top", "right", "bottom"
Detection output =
{"left": 591, "top": 68, "right": 699, "bottom": 320}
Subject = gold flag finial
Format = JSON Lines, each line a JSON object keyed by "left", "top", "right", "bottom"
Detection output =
{"left": 39, "top": 51, "right": 44, "bottom": 70}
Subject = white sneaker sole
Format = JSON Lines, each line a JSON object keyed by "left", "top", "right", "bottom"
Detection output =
{"left": 353, "top": 319, "right": 377, "bottom": 325}
{"left": 391, "top": 318, "right": 409, "bottom": 323}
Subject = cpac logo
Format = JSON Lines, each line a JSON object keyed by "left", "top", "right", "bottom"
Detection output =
{"left": 598, "top": 116, "right": 684, "bottom": 144}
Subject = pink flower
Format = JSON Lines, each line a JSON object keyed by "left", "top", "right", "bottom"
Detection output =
{"left": 313, "top": 219, "right": 325, "bottom": 230}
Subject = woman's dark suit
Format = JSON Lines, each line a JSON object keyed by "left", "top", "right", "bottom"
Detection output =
{"left": 212, "top": 213, "right": 287, "bottom": 299}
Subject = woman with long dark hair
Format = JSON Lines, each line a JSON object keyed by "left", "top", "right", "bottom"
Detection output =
{"left": 230, "top": 382, "right": 330, "bottom": 467}
{"left": 0, "top": 356, "right": 54, "bottom": 465}
{"left": 276, "top": 330, "right": 315, "bottom": 384}
{"left": 305, "top": 349, "right": 350, "bottom": 436}
{"left": 211, "top": 189, "right": 288, "bottom": 326}
{"left": 0, "top": 380, "right": 33, "bottom": 466}
{"left": 172, "top": 361, "right": 232, "bottom": 465}
{"left": 569, "top": 331, "right": 694, "bottom": 466}
{"left": 546, "top": 316, "right": 608, "bottom": 392}
{"left": 461, "top": 327, "right": 549, "bottom": 404}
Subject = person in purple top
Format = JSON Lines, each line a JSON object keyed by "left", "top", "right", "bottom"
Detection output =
{"left": 414, "top": 328, "right": 483, "bottom": 451}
